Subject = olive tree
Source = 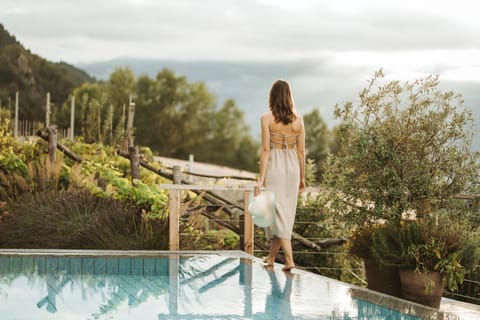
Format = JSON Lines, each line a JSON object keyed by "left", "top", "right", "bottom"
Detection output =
{"left": 323, "top": 69, "right": 480, "bottom": 226}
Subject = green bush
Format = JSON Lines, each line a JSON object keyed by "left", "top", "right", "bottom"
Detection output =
{"left": 0, "top": 190, "right": 168, "bottom": 250}
{"left": 370, "top": 215, "right": 480, "bottom": 292}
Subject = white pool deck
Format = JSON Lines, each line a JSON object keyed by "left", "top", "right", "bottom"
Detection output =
{"left": 0, "top": 249, "right": 480, "bottom": 320}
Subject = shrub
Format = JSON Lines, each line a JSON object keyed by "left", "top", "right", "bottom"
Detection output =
{"left": 370, "top": 215, "right": 480, "bottom": 291}
{"left": 0, "top": 189, "right": 168, "bottom": 250}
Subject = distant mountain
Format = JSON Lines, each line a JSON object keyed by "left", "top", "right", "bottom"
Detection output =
{"left": 0, "top": 24, "right": 94, "bottom": 121}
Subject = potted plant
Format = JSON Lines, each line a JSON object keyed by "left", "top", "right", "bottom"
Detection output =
{"left": 322, "top": 69, "right": 480, "bottom": 296}
{"left": 346, "top": 223, "right": 403, "bottom": 297}
{"left": 370, "top": 214, "right": 480, "bottom": 308}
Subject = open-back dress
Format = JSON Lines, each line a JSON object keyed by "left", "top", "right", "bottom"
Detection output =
{"left": 264, "top": 123, "right": 300, "bottom": 240}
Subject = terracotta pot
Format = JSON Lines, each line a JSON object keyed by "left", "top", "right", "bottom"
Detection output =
{"left": 364, "top": 258, "right": 403, "bottom": 298}
{"left": 399, "top": 269, "right": 443, "bottom": 308}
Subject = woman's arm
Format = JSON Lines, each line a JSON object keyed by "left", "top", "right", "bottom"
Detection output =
{"left": 257, "top": 115, "right": 271, "bottom": 194}
{"left": 297, "top": 116, "right": 306, "bottom": 192}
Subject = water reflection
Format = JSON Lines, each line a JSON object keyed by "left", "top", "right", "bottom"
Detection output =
{"left": 269, "top": 270, "right": 294, "bottom": 318}
{"left": 0, "top": 255, "right": 252, "bottom": 319}
{"left": 0, "top": 254, "right": 452, "bottom": 319}
{"left": 36, "top": 275, "right": 70, "bottom": 313}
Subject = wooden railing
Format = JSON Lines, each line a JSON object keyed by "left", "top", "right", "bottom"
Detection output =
{"left": 159, "top": 183, "right": 255, "bottom": 254}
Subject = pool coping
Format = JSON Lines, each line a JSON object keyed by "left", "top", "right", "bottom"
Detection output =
{"left": 0, "top": 248, "right": 250, "bottom": 258}
{"left": 1, "top": 249, "right": 479, "bottom": 320}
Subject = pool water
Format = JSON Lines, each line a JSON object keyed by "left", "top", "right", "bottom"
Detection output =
{"left": 0, "top": 251, "right": 432, "bottom": 319}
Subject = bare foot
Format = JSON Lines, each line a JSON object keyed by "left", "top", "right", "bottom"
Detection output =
{"left": 282, "top": 264, "right": 295, "bottom": 272}
{"left": 263, "top": 264, "right": 275, "bottom": 272}
{"left": 262, "top": 257, "right": 274, "bottom": 267}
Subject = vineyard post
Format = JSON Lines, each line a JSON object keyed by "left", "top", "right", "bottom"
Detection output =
{"left": 45, "top": 92, "right": 50, "bottom": 127}
{"left": 14, "top": 91, "right": 18, "bottom": 138}
{"left": 129, "top": 146, "right": 141, "bottom": 181}
{"left": 127, "top": 96, "right": 135, "bottom": 148}
{"left": 47, "top": 125, "right": 57, "bottom": 163}
{"left": 69, "top": 96, "right": 75, "bottom": 141}
{"left": 127, "top": 97, "right": 140, "bottom": 181}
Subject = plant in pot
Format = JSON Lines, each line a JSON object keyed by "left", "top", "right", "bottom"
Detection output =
{"left": 346, "top": 223, "right": 403, "bottom": 297}
{"left": 322, "top": 69, "right": 480, "bottom": 297}
{"left": 370, "top": 214, "right": 480, "bottom": 308}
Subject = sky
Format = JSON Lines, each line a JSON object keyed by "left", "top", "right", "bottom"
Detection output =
{"left": 1, "top": 0, "right": 480, "bottom": 147}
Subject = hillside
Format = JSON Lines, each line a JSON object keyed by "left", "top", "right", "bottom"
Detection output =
{"left": 0, "top": 24, "right": 94, "bottom": 121}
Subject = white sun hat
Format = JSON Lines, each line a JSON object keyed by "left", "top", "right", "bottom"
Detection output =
{"left": 248, "top": 189, "right": 275, "bottom": 227}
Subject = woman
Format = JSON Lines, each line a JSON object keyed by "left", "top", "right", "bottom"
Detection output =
{"left": 256, "top": 79, "right": 306, "bottom": 271}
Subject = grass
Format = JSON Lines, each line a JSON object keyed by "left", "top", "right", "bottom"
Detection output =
{"left": 0, "top": 189, "right": 168, "bottom": 250}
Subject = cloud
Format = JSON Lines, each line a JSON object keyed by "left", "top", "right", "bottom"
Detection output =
{"left": 78, "top": 57, "right": 479, "bottom": 152}
{"left": 2, "top": 0, "right": 479, "bottom": 147}
{"left": 2, "top": 0, "right": 480, "bottom": 63}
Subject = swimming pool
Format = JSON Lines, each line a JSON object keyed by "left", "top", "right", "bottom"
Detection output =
{"left": 0, "top": 250, "right": 466, "bottom": 319}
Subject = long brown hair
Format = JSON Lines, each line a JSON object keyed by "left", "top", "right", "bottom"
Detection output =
{"left": 269, "top": 80, "right": 296, "bottom": 125}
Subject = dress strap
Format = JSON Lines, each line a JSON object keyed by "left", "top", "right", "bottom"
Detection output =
{"left": 269, "top": 131, "right": 299, "bottom": 149}
{"left": 268, "top": 122, "right": 300, "bottom": 149}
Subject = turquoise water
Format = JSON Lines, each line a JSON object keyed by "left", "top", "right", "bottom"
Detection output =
{"left": 0, "top": 252, "right": 421, "bottom": 319}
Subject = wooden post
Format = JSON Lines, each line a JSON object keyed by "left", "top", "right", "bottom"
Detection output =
{"left": 36, "top": 130, "right": 83, "bottom": 162}
{"left": 125, "top": 97, "right": 140, "bottom": 182}
{"left": 129, "top": 145, "right": 141, "bottom": 182}
{"left": 47, "top": 125, "right": 57, "bottom": 163}
{"left": 169, "top": 166, "right": 181, "bottom": 250}
{"left": 173, "top": 165, "right": 182, "bottom": 185}
{"left": 127, "top": 97, "right": 135, "bottom": 148}
{"left": 69, "top": 96, "right": 75, "bottom": 141}
{"left": 240, "top": 190, "right": 254, "bottom": 255}
{"left": 120, "top": 104, "right": 128, "bottom": 153}
{"left": 169, "top": 169, "right": 181, "bottom": 251}
{"left": 168, "top": 189, "right": 180, "bottom": 250}
{"left": 45, "top": 92, "right": 50, "bottom": 127}
{"left": 14, "top": 92, "right": 18, "bottom": 138}
{"left": 109, "top": 104, "right": 113, "bottom": 142}
{"left": 168, "top": 180, "right": 181, "bottom": 251}
{"left": 188, "top": 154, "right": 194, "bottom": 183}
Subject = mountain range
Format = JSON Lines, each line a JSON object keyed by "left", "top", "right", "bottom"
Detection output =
{"left": 0, "top": 24, "right": 93, "bottom": 121}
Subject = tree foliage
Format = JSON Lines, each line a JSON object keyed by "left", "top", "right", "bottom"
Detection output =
{"left": 107, "top": 67, "right": 135, "bottom": 127}
{"left": 324, "top": 69, "right": 480, "bottom": 226}
{"left": 303, "top": 109, "right": 330, "bottom": 182}
{"left": 55, "top": 67, "right": 259, "bottom": 171}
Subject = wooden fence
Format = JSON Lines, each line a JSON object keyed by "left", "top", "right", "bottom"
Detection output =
{"left": 7, "top": 120, "right": 70, "bottom": 141}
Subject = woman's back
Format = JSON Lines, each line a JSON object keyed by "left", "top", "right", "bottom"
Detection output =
{"left": 266, "top": 114, "right": 303, "bottom": 150}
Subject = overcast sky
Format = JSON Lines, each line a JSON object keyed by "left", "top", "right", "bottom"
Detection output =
{"left": 1, "top": 0, "right": 480, "bottom": 147}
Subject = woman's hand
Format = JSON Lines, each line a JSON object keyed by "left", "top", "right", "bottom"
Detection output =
{"left": 255, "top": 179, "right": 264, "bottom": 196}
{"left": 299, "top": 179, "right": 306, "bottom": 193}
